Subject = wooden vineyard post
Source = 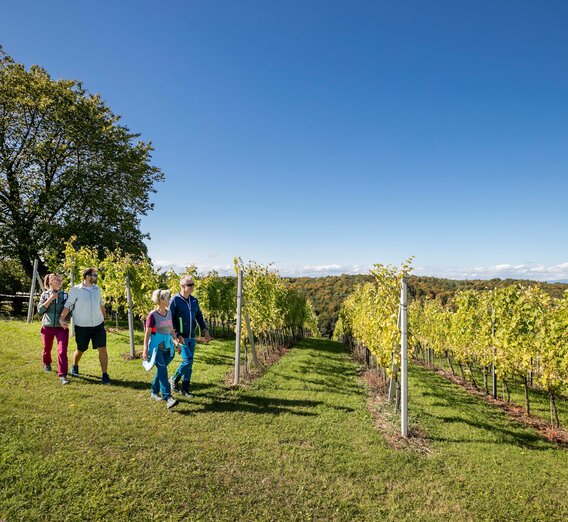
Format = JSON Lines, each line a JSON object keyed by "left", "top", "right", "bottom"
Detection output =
{"left": 35, "top": 270, "right": 44, "bottom": 292}
{"left": 388, "top": 352, "right": 397, "bottom": 404}
{"left": 244, "top": 313, "right": 259, "bottom": 368}
{"left": 26, "top": 259, "right": 39, "bottom": 323}
{"left": 69, "top": 269, "right": 75, "bottom": 337}
{"left": 491, "top": 300, "right": 497, "bottom": 399}
{"left": 125, "top": 275, "right": 136, "bottom": 359}
{"left": 233, "top": 267, "right": 243, "bottom": 385}
{"left": 400, "top": 276, "right": 408, "bottom": 438}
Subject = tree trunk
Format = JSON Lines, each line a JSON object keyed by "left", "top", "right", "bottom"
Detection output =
{"left": 550, "top": 392, "right": 560, "bottom": 428}
{"left": 467, "top": 362, "right": 478, "bottom": 389}
{"left": 446, "top": 352, "right": 455, "bottom": 375}
{"left": 523, "top": 376, "right": 530, "bottom": 415}
{"left": 19, "top": 251, "right": 48, "bottom": 279}
{"left": 503, "top": 380, "right": 510, "bottom": 403}
{"left": 483, "top": 366, "right": 489, "bottom": 394}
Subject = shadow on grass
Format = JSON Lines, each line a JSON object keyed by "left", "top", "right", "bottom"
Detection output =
{"left": 268, "top": 370, "right": 362, "bottom": 397}
{"left": 411, "top": 365, "right": 553, "bottom": 451}
{"left": 69, "top": 374, "right": 216, "bottom": 393}
{"left": 198, "top": 353, "right": 234, "bottom": 366}
{"left": 266, "top": 338, "right": 362, "bottom": 395}
{"left": 176, "top": 392, "right": 321, "bottom": 417}
{"left": 427, "top": 413, "right": 548, "bottom": 448}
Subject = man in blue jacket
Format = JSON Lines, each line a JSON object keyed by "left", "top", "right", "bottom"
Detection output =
{"left": 169, "top": 275, "right": 211, "bottom": 396}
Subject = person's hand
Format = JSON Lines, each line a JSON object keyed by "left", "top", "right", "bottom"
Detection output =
{"left": 59, "top": 318, "right": 69, "bottom": 330}
{"left": 203, "top": 330, "right": 212, "bottom": 344}
{"left": 142, "top": 349, "right": 148, "bottom": 361}
{"left": 178, "top": 336, "right": 185, "bottom": 346}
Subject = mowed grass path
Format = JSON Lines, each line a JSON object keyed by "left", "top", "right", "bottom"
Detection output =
{"left": 1, "top": 320, "right": 568, "bottom": 521}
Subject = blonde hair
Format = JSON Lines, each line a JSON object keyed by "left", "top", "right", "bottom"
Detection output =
{"left": 151, "top": 289, "right": 171, "bottom": 304}
{"left": 180, "top": 275, "right": 194, "bottom": 286}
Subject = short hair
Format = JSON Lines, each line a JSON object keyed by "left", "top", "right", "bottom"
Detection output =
{"left": 82, "top": 267, "right": 97, "bottom": 280}
{"left": 151, "top": 289, "right": 171, "bottom": 304}
{"left": 180, "top": 275, "right": 194, "bottom": 286}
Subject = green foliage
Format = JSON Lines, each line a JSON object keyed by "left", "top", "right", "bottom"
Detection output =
{"left": 235, "top": 258, "right": 320, "bottom": 340}
{"left": 333, "top": 260, "right": 412, "bottom": 373}
{"left": 291, "top": 274, "right": 568, "bottom": 339}
{"left": 57, "top": 237, "right": 158, "bottom": 319}
{"left": 408, "top": 285, "right": 568, "bottom": 426}
{"left": 0, "top": 259, "right": 28, "bottom": 294}
{"left": 0, "top": 49, "right": 163, "bottom": 277}
{"left": 193, "top": 271, "right": 236, "bottom": 325}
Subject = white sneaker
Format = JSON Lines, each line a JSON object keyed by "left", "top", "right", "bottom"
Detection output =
{"left": 60, "top": 376, "right": 69, "bottom": 385}
{"left": 166, "top": 397, "right": 178, "bottom": 409}
{"left": 150, "top": 393, "right": 163, "bottom": 401}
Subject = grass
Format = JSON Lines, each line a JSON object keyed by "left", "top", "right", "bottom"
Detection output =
{"left": 1, "top": 319, "right": 568, "bottom": 521}
{"left": 423, "top": 355, "right": 568, "bottom": 428}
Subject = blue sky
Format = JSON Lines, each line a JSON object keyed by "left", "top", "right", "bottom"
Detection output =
{"left": 2, "top": 1, "right": 567, "bottom": 280}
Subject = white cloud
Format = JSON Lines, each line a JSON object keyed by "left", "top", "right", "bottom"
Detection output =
{"left": 153, "top": 259, "right": 235, "bottom": 276}
{"left": 414, "top": 262, "right": 568, "bottom": 282}
{"left": 151, "top": 258, "right": 568, "bottom": 282}
{"left": 278, "top": 264, "right": 371, "bottom": 277}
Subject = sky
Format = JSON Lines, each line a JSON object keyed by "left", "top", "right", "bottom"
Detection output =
{"left": 2, "top": 1, "right": 567, "bottom": 280}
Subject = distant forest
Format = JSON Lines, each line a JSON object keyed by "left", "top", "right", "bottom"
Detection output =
{"left": 288, "top": 275, "right": 568, "bottom": 338}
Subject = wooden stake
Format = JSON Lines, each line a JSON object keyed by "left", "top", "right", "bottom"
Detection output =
{"left": 125, "top": 275, "right": 136, "bottom": 358}
{"left": 244, "top": 313, "right": 259, "bottom": 367}
{"left": 400, "top": 277, "right": 408, "bottom": 438}
{"left": 234, "top": 267, "right": 243, "bottom": 385}
{"left": 27, "top": 259, "right": 39, "bottom": 323}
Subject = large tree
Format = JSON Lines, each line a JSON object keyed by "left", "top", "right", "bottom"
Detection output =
{"left": 0, "top": 49, "right": 163, "bottom": 277}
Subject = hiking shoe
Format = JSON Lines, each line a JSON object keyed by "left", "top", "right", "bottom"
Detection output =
{"left": 70, "top": 365, "right": 79, "bottom": 376}
{"left": 101, "top": 373, "right": 111, "bottom": 385}
{"left": 166, "top": 397, "right": 178, "bottom": 409}
{"left": 169, "top": 376, "right": 180, "bottom": 391}
{"left": 44, "top": 364, "right": 52, "bottom": 372}
{"left": 150, "top": 393, "right": 163, "bottom": 401}
{"left": 60, "top": 376, "right": 69, "bottom": 385}
{"left": 181, "top": 381, "right": 193, "bottom": 397}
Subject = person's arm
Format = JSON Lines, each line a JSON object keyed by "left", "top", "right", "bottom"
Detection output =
{"left": 170, "top": 297, "right": 184, "bottom": 343}
{"left": 142, "top": 328, "right": 152, "bottom": 361}
{"left": 100, "top": 289, "right": 106, "bottom": 322}
{"left": 169, "top": 324, "right": 182, "bottom": 353}
{"left": 195, "top": 301, "right": 211, "bottom": 342}
{"left": 38, "top": 292, "right": 56, "bottom": 314}
{"left": 60, "top": 289, "right": 76, "bottom": 328}
{"left": 142, "top": 313, "right": 155, "bottom": 361}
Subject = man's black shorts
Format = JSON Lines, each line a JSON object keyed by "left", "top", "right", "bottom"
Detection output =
{"left": 75, "top": 323, "right": 107, "bottom": 351}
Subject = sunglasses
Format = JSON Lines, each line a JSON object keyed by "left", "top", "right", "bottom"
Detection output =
{"left": 183, "top": 283, "right": 195, "bottom": 288}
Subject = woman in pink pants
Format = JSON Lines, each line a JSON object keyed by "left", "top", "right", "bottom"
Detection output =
{"left": 37, "top": 274, "right": 70, "bottom": 385}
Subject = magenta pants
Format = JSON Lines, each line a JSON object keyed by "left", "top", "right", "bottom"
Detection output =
{"left": 41, "top": 326, "right": 69, "bottom": 377}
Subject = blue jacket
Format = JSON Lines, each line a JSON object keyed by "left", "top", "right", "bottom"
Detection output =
{"left": 169, "top": 293, "right": 207, "bottom": 339}
{"left": 143, "top": 332, "right": 176, "bottom": 371}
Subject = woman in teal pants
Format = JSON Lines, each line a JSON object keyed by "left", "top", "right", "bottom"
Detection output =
{"left": 142, "top": 289, "right": 181, "bottom": 409}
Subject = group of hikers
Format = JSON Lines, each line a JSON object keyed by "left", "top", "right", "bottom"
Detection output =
{"left": 37, "top": 267, "right": 211, "bottom": 409}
